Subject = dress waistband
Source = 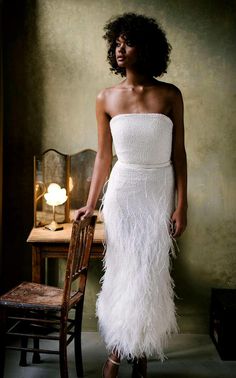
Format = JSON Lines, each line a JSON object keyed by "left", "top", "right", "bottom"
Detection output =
{"left": 116, "top": 160, "right": 172, "bottom": 170}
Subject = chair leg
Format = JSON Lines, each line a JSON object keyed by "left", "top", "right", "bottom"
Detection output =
{"left": 19, "top": 335, "right": 28, "bottom": 366}
{"left": 0, "top": 309, "right": 7, "bottom": 378}
{"left": 32, "top": 338, "right": 41, "bottom": 363}
{"left": 59, "top": 318, "right": 68, "bottom": 378}
{"left": 74, "top": 299, "right": 84, "bottom": 377}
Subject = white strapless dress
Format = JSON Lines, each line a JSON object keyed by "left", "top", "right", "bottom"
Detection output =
{"left": 96, "top": 113, "right": 178, "bottom": 361}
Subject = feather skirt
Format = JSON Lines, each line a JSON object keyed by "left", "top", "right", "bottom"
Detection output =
{"left": 96, "top": 161, "right": 178, "bottom": 361}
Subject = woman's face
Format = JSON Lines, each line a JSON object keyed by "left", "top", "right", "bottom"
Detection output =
{"left": 115, "top": 35, "right": 138, "bottom": 69}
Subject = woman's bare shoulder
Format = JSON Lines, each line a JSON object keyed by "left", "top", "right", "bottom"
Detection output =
{"left": 96, "top": 82, "right": 127, "bottom": 116}
{"left": 97, "top": 81, "right": 126, "bottom": 99}
{"left": 155, "top": 80, "right": 182, "bottom": 95}
{"left": 158, "top": 82, "right": 183, "bottom": 110}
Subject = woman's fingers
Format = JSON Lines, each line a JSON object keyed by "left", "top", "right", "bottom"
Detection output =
{"left": 80, "top": 210, "right": 87, "bottom": 220}
{"left": 173, "top": 223, "right": 181, "bottom": 237}
{"left": 171, "top": 210, "right": 187, "bottom": 238}
{"left": 74, "top": 207, "right": 94, "bottom": 221}
{"left": 74, "top": 209, "right": 85, "bottom": 221}
{"left": 80, "top": 212, "right": 87, "bottom": 220}
{"left": 81, "top": 209, "right": 93, "bottom": 220}
{"left": 172, "top": 221, "right": 185, "bottom": 238}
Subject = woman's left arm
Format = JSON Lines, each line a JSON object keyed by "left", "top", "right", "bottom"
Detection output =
{"left": 170, "top": 86, "right": 188, "bottom": 237}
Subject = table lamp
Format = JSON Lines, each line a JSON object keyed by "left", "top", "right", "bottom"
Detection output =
{"left": 44, "top": 183, "right": 68, "bottom": 231}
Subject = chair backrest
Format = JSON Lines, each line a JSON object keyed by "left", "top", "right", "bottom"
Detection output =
{"left": 62, "top": 215, "right": 97, "bottom": 310}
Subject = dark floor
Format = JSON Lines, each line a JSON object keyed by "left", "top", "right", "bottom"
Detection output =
{"left": 4, "top": 333, "right": 236, "bottom": 378}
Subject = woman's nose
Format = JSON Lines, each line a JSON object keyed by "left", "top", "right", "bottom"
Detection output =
{"left": 118, "top": 43, "right": 125, "bottom": 52}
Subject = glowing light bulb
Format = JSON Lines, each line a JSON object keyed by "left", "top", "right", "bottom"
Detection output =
{"left": 44, "top": 183, "right": 68, "bottom": 231}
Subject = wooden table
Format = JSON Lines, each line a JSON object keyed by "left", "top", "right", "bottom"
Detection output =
{"left": 27, "top": 222, "right": 105, "bottom": 283}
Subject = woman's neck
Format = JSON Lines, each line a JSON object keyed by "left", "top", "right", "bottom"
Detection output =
{"left": 124, "top": 68, "right": 155, "bottom": 88}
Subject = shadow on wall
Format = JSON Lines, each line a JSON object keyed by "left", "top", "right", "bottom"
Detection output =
{"left": 2, "top": 0, "right": 44, "bottom": 291}
{"left": 172, "top": 241, "right": 210, "bottom": 333}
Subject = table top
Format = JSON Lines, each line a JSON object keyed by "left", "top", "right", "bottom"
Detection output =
{"left": 27, "top": 222, "right": 104, "bottom": 244}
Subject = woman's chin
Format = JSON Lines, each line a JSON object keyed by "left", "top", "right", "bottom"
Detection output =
{"left": 117, "top": 61, "right": 126, "bottom": 67}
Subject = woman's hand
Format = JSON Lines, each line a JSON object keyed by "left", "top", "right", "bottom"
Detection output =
{"left": 171, "top": 207, "right": 187, "bottom": 238}
{"left": 74, "top": 205, "right": 94, "bottom": 221}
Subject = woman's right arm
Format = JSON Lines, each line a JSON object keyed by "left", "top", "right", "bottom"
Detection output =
{"left": 74, "top": 91, "right": 112, "bottom": 220}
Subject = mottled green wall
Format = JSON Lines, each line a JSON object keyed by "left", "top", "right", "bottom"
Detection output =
{"left": 2, "top": 0, "right": 236, "bottom": 332}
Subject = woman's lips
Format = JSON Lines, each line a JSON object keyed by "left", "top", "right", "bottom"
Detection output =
{"left": 117, "top": 55, "right": 125, "bottom": 61}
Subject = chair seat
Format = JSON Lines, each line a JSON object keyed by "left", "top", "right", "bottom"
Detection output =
{"left": 0, "top": 282, "right": 82, "bottom": 311}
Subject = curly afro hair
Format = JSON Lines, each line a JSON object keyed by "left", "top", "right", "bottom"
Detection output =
{"left": 103, "top": 13, "right": 172, "bottom": 78}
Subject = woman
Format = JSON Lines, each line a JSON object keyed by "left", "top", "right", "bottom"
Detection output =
{"left": 75, "top": 13, "right": 187, "bottom": 378}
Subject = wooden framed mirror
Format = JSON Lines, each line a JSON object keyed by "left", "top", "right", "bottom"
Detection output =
{"left": 33, "top": 149, "right": 117, "bottom": 227}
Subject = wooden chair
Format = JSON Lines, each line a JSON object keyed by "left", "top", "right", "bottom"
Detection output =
{"left": 0, "top": 216, "right": 97, "bottom": 378}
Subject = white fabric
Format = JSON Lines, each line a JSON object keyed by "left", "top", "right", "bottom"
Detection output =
{"left": 96, "top": 113, "right": 178, "bottom": 361}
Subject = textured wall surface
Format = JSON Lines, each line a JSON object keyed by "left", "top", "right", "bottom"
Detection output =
{"left": 3, "top": 0, "right": 236, "bottom": 332}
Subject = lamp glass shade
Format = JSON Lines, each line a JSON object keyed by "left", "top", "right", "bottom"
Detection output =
{"left": 44, "top": 183, "right": 68, "bottom": 206}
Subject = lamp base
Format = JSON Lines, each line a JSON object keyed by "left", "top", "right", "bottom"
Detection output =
{"left": 44, "top": 220, "right": 63, "bottom": 231}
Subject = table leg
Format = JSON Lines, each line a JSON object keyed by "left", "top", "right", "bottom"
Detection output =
{"left": 32, "top": 246, "right": 45, "bottom": 283}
